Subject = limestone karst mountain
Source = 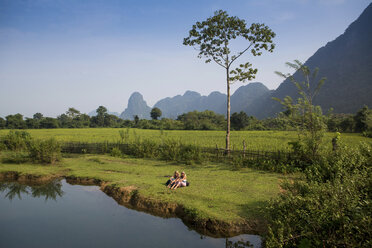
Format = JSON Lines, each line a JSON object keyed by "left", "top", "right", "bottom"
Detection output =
{"left": 120, "top": 92, "right": 152, "bottom": 120}
{"left": 255, "top": 2, "right": 372, "bottom": 118}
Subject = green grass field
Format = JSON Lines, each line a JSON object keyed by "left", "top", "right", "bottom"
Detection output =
{"left": 0, "top": 128, "right": 369, "bottom": 151}
{"left": 0, "top": 153, "right": 290, "bottom": 224}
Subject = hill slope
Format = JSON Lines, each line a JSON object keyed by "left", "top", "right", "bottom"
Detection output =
{"left": 257, "top": 3, "right": 372, "bottom": 118}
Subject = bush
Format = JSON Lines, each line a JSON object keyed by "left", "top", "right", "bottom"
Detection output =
{"left": 179, "top": 143, "right": 203, "bottom": 164}
{"left": 160, "top": 139, "right": 181, "bottom": 161}
{"left": 0, "top": 130, "right": 32, "bottom": 151}
{"left": 130, "top": 139, "right": 159, "bottom": 158}
{"left": 264, "top": 143, "right": 372, "bottom": 247}
{"left": 28, "top": 138, "right": 62, "bottom": 164}
{"left": 110, "top": 147, "right": 122, "bottom": 157}
{"left": 362, "top": 130, "right": 372, "bottom": 138}
{"left": 1, "top": 151, "right": 29, "bottom": 164}
{"left": 236, "top": 157, "right": 299, "bottom": 174}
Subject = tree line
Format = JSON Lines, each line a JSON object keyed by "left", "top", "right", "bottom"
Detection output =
{"left": 0, "top": 105, "right": 371, "bottom": 134}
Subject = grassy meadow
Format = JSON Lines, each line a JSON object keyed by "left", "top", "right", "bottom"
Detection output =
{"left": 0, "top": 153, "right": 290, "bottom": 223}
{"left": 0, "top": 128, "right": 369, "bottom": 151}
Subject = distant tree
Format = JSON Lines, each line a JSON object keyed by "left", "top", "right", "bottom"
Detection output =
{"left": 0, "top": 117, "right": 6, "bottom": 129}
{"left": 184, "top": 10, "right": 275, "bottom": 152}
{"left": 66, "top": 107, "right": 81, "bottom": 119}
{"left": 6, "top": 114, "right": 26, "bottom": 129}
{"left": 177, "top": 110, "right": 225, "bottom": 130}
{"left": 354, "top": 105, "right": 372, "bottom": 132}
{"left": 150, "top": 107, "right": 162, "bottom": 120}
{"left": 57, "top": 113, "right": 72, "bottom": 128}
{"left": 231, "top": 111, "right": 250, "bottom": 130}
{"left": 120, "top": 120, "right": 133, "bottom": 128}
{"left": 40, "top": 117, "right": 59, "bottom": 129}
{"left": 340, "top": 116, "right": 355, "bottom": 132}
{"left": 95, "top": 106, "right": 108, "bottom": 127}
{"left": 104, "top": 114, "right": 119, "bottom": 127}
{"left": 33, "top": 113, "right": 44, "bottom": 120}
{"left": 96, "top": 106, "right": 107, "bottom": 116}
{"left": 75, "top": 114, "right": 90, "bottom": 128}
{"left": 25, "top": 118, "right": 40, "bottom": 129}
{"left": 134, "top": 115, "right": 140, "bottom": 126}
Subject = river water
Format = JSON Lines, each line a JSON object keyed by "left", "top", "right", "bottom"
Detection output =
{"left": 0, "top": 179, "right": 261, "bottom": 248}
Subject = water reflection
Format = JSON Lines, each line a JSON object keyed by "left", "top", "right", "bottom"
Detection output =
{"left": 226, "top": 238, "right": 253, "bottom": 248}
{"left": 0, "top": 180, "right": 64, "bottom": 201}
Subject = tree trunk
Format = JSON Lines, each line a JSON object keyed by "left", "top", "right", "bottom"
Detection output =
{"left": 226, "top": 67, "right": 231, "bottom": 154}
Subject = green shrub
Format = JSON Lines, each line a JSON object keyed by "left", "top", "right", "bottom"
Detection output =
{"left": 265, "top": 143, "right": 372, "bottom": 247}
{"left": 0, "top": 130, "right": 32, "bottom": 151}
{"left": 28, "top": 138, "right": 62, "bottom": 164}
{"left": 110, "top": 147, "right": 122, "bottom": 157}
{"left": 1, "top": 151, "right": 29, "bottom": 164}
{"left": 130, "top": 139, "right": 159, "bottom": 158}
{"left": 179, "top": 143, "right": 203, "bottom": 164}
{"left": 160, "top": 139, "right": 181, "bottom": 161}
{"left": 362, "top": 130, "right": 372, "bottom": 138}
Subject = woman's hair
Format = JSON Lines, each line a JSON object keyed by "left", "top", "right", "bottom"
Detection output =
{"left": 174, "top": 171, "right": 180, "bottom": 177}
{"left": 181, "top": 171, "right": 186, "bottom": 179}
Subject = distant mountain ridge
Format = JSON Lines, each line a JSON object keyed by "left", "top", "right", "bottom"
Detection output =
{"left": 119, "top": 82, "right": 270, "bottom": 119}
{"left": 153, "top": 90, "right": 225, "bottom": 118}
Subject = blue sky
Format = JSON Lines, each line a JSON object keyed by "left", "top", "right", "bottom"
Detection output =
{"left": 0, "top": 0, "right": 371, "bottom": 117}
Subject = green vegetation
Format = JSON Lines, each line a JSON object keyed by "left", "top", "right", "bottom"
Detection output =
{"left": 0, "top": 153, "right": 288, "bottom": 223}
{"left": 1, "top": 105, "right": 371, "bottom": 135}
{"left": 274, "top": 60, "right": 327, "bottom": 161}
{"left": 264, "top": 61, "right": 372, "bottom": 247}
{"left": 0, "top": 130, "right": 62, "bottom": 164}
{"left": 0, "top": 128, "right": 368, "bottom": 152}
{"left": 265, "top": 142, "right": 372, "bottom": 248}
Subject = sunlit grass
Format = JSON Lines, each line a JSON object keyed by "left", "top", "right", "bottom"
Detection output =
{"left": 0, "top": 128, "right": 369, "bottom": 151}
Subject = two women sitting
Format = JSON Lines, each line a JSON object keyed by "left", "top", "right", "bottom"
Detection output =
{"left": 166, "top": 171, "right": 188, "bottom": 189}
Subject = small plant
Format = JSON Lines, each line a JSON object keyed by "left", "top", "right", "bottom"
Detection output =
{"left": 119, "top": 128, "right": 130, "bottom": 143}
{"left": 110, "top": 147, "right": 122, "bottom": 157}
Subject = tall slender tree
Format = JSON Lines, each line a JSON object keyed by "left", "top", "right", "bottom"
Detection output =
{"left": 183, "top": 10, "right": 275, "bottom": 152}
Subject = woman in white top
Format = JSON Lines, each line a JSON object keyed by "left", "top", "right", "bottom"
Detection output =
{"left": 171, "top": 171, "right": 187, "bottom": 190}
